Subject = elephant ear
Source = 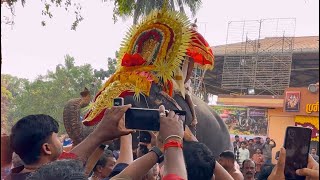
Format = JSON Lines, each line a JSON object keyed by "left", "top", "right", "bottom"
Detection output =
{"left": 82, "top": 6, "right": 194, "bottom": 126}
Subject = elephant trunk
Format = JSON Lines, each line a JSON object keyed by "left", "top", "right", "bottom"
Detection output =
{"left": 63, "top": 88, "right": 94, "bottom": 146}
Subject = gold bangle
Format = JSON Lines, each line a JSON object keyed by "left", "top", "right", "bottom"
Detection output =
{"left": 164, "top": 135, "right": 183, "bottom": 143}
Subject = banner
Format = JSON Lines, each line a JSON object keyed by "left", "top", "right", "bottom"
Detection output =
{"left": 295, "top": 116, "right": 319, "bottom": 142}
{"left": 212, "top": 106, "right": 268, "bottom": 140}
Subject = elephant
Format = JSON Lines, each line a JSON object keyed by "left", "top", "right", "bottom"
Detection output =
{"left": 63, "top": 84, "right": 232, "bottom": 158}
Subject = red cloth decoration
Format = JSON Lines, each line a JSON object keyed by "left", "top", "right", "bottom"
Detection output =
{"left": 83, "top": 91, "right": 135, "bottom": 126}
{"left": 162, "top": 80, "right": 173, "bottom": 97}
{"left": 167, "top": 80, "right": 173, "bottom": 97}
{"left": 163, "top": 174, "right": 185, "bottom": 180}
{"left": 58, "top": 152, "right": 78, "bottom": 160}
{"left": 121, "top": 53, "right": 146, "bottom": 67}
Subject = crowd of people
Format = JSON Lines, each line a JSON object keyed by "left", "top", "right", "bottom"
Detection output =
{"left": 1, "top": 104, "right": 319, "bottom": 180}
{"left": 232, "top": 135, "right": 276, "bottom": 177}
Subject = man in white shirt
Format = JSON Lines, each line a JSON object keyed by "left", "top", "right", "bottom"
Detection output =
{"left": 238, "top": 142, "right": 250, "bottom": 168}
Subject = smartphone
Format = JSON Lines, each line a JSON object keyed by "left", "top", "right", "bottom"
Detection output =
{"left": 168, "top": 110, "right": 186, "bottom": 131}
{"left": 284, "top": 126, "right": 312, "bottom": 180}
{"left": 113, "top": 98, "right": 124, "bottom": 106}
{"left": 139, "top": 131, "right": 152, "bottom": 143}
{"left": 125, "top": 108, "right": 160, "bottom": 131}
{"left": 125, "top": 108, "right": 187, "bottom": 131}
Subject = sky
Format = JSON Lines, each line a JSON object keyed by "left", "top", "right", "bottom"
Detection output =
{"left": 1, "top": 0, "right": 319, "bottom": 80}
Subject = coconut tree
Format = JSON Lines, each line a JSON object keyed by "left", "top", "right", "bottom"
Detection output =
{"left": 112, "top": 0, "right": 202, "bottom": 24}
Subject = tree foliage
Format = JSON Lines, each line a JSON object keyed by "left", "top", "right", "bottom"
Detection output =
{"left": 1, "top": 0, "right": 83, "bottom": 30}
{"left": 1, "top": 55, "right": 110, "bottom": 133}
{"left": 1, "top": 74, "right": 27, "bottom": 133}
{"left": 94, "top": 51, "right": 118, "bottom": 80}
{"left": 1, "top": 0, "right": 202, "bottom": 30}
{"left": 1, "top": 81, "right": 12, "bottom": 134}
{"left": 112, "top": 0, "right": 202, "bottom": 24}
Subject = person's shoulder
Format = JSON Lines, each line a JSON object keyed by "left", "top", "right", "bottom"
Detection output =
{"left": 231, "top": 170, "right": 244, "bottom": 180}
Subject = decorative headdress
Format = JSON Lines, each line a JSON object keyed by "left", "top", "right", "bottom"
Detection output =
{"left": 83, "top": 2, "right": 214, "bottom": 126}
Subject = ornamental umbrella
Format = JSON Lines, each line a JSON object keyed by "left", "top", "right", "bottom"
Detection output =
{"left": 187, "top": 30, "right": 215, "bottom": 70}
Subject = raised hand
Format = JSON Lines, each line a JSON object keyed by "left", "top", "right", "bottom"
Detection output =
{"left": 268, "top": 147, "right": 286, "bottom": 180}
{"left": 296, "top": 155, "right": 319, "bottom": 180}
{"left": 158, "top": 105, "right": 184, "bottom": 143}
{"left": 93, "top": 105, "right": 134, "bottom": 142}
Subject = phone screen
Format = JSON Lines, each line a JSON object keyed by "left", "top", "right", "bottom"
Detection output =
{"left": 125, "top": 108, "right": 160, "bottom": 131}
{"left": 284, "top": 126, "right": 312, "bottom": 180}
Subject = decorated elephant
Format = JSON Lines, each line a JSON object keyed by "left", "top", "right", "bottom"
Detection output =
{"left": 63, "top": 2, "right": 232, "bottom": 158}
{"left": 64, "top": 84, "right": 232, "bottom": 157}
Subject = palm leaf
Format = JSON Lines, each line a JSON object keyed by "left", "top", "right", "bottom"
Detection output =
{"left": 181, "top": 0, "right": 202, "bottom": 16}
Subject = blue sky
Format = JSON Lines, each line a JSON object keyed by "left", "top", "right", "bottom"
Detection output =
{"left": 1, "top": 0, "right": 319, "bottom": 80}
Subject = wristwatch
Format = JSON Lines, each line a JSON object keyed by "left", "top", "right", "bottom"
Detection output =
{"left": 150, "top": 146, "right": 164, "bottom": 164}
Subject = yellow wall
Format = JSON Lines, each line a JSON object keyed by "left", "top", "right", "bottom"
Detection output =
{"left": 268, "top": 108, "right": 295, "bottom": 164}
{"left": 295, "top": 116, "right": 319, "bottom": 141}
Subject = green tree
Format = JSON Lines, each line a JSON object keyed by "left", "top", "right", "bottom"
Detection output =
{"left": 10, "top": 55, "right": 102, "bottom": 133}
{"left": 1, "top": 82, "right": 12, "bottom": 134}
{"left": 1, "top": 0, "right": 202, "bottom": 32}
{"left": 1, "top": 74, "right": 28, "bottom": 97}
{"left": 1, "top": 74, "right": 28, "bottom": 132}
{"left": 94, "top": 51, "right": 118, "bottom": 80}
{"left": 112, "top": 0, "right": 202, "bottom": 24}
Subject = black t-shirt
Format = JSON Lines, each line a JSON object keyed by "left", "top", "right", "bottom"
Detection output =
{"left": 103, "top": 163, "right": 128, "bottom": 180}
{"left": 4, "top": 166, "right": 31, "bottom": 180}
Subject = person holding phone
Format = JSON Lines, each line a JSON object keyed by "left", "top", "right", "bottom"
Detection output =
{"left": 110, "top": 105, "right": 188, "bottom": 180}
{"left": 268, "top": 148, "right": 319, "bottom": 180}
{"left": 6, "top": 105, "right": 133, "bottom": 180}
{"left": 137, "top": 132, "right": 152, "bottom": 158}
